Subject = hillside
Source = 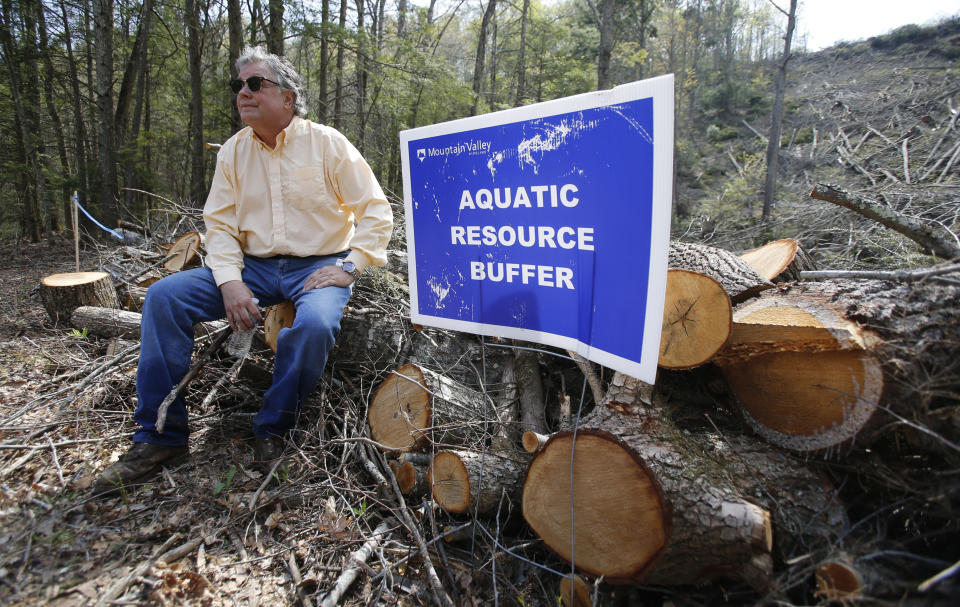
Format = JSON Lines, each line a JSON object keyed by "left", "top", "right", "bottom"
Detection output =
{"left": 675, "top": 17, "right": 960, "bottom": 268}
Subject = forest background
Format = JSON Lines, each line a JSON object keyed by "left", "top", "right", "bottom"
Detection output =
{"left": 1, "top": 0, "right": 920, "bottom": 248}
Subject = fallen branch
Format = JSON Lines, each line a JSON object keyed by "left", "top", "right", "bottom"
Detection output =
{"left": 799, "top": 262, "right": 960, "bottom": 283}
{"left": 318, "top": 520, "right": 392, "bottom": 607}
{"left": 156, "top": 328, "right": 232, "bottom": 434}
{"left": 810, "top": 183, "right": 960, "bottom": 260}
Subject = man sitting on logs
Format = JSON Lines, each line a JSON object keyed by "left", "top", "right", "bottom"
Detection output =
{"left": 94, "top": 46, "right": 393, "bottom": 492}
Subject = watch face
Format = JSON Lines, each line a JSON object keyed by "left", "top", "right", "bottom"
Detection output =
{"left": 342, "top": 261, "right": 356, "bottom": 273}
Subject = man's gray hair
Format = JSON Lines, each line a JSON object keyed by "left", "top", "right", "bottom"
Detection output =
{"left": 236, "top": 46, "right": 307, "bottom": 118}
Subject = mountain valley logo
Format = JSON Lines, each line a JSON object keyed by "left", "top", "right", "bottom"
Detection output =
{"left": 416, "top": 139, "right": 491, "bottom": 162}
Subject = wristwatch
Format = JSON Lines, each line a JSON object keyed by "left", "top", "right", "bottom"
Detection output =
{"left": 336, "top": 258, "right": 359, "bottom": 279}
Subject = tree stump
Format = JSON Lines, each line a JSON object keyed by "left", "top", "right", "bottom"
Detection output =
{"left": 368, "top": 364, "right": 494, "bottom": 452}
{"left": 40, "top": 272, "right": 120, "bottom": 325}
{"left": 430, "top": 449, "right": 531, "bottom": 515}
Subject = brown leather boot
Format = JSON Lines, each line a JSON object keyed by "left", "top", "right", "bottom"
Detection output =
{"left": 252, "top": 436, "right": 285, "bottom": 467}
{"left": 93, "top": 443, "right": 188, "bottom": 494}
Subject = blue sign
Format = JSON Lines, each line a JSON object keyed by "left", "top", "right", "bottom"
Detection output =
{"left": 400, "top": 76, "right": 673, "bottom": 382}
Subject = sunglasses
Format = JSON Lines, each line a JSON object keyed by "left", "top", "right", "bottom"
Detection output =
{"left": 230, "top": 76, "right": 280, "bottom": 94}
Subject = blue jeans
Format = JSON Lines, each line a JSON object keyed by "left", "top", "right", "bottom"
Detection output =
{"left": 133, "top": 254, "right": 352, "bottom": 445}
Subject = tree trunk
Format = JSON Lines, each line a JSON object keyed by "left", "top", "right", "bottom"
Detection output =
{"left": 514, "top": 0, "right": 529, "bottom": 105}
{"left": 355, "top": 0, "right": 367, "bottom": 151}
{"left": 60, "top": 1, "right": 91, "bottom": 208}
{"left": 41, "top": 273, "right": 120, "bottom": 325}
{"left": 94, "top": 0, "right": 118, "bottom": 217}
{"left": 368, "top": 364, "right": 494, "bottom": 452}
{"left": 761, "top": 0, "right": 797, "bottom": 220}
{"left": 522, "top": 373, "right": 844, "bottom": 588}
{"left": 318, "top": 0, "right": 330, "bottom": 123}
{"left": 669, "top": 241, "right": 773, "bottom": 303}
{"left": 470, "top": 0, "right": 497, "bottom": 115}
{"left": 596, "top": 0, "right": 616, "bottom": 90}
{"left": 658, "top": 269, "right": 731, "bottom": 370}
{"left": 229, "top": 0, "right": 243, "bottom": 131}
{"left": 0, "top": 0, "right": 44, "bottom": 241}
{"left": 267, "top": 0, "right": 284, "bottom": 55}
{"left": 333, "top": 0, "right": 347, "bottom": 130}
{"left": 738, "top": 238, "right": 815, "bottom": 282}
{"left": 36, "top": 0, "right": 69, "bottom": 232}
{"left": 70, "top": 306, "right": 228, "bottom": 340}
{"left": 431, "top": 449, "right": 531, "bottom": 515}
{"left": 716, "top": 279, "right": 960, "bottom": 454}
{"left": 186, "top": 0, "right": 205, "bottom": 205}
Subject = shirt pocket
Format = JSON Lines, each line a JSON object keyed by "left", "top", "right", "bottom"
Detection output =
{"left": 285, "top": 166, "right": 329, "bottom": 211}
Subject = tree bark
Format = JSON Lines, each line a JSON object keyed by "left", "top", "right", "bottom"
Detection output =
{"left": 186, "top": 0, "right": 205, "bottom": 204}
{"left": 522, "top": 372, "right": 844, "bottom": 588}
{"left": 267, "top": 0, "right": 284, "bottom": 55}
{"left": 41, "top": 273, "right": 120, "bottom": 325}
{"left": 94, "top": 0, "right": 118, "bottom": 216}
{"left": 596, "top": 0, "right": 616, "bottom": 90}
{"left": 514, "top": 0, "right": 529, "bottom": 104}
{"left": 70, "top": 306, "right": 228, "bottom": 340}
{"left": 761, "top": 0, "right": 797, "bottom": 220}
{"left": 318, "top": 0, "right": 330, "bottom": 123}
{"left": 470, "top": 0, "right": 497, "bottom": 115}
{"left": 368, "top": 364, "right": 494, "bottom": 451}
{"left": 716, "top": 279, "right": 960, "bottom": 454}
{"left": 228, "top": 0, "right": 243, "bottom": 131}
{"left": 60, "top": 1, "right": 90, "bottom": 207}
{"left": 658, "top": 269, "right": 731, "bottom": 370}
{"left": 738, "top": 238, "right": 816, "bottom": 282}
{"left": 669, "top": 241, "right": 773, "bottom": 303}
{"left": 431, "top": 449, "right": 531, "bottom": 515}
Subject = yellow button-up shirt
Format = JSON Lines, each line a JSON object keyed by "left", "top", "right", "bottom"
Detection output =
{"left": 203, "top": 116, "right": 393, "bottom": 286}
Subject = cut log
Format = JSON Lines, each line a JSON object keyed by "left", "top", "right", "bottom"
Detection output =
{"left": 71, "top": 306, "right": 228, "bottom": 340}
{"left": 658, "top": 269, "right": 732, "bottom": 369}
{"left": 816, "top": 557, "right": 865, "bottom": 601}
{"left": 163, "top": 231, "right": 203, "bottom": 272}
{"left": 123, "top": 285, "right": 148, "bottom": 311}
{"left": 669, "top": 241, "right": 773, "bottom": 304}
{"left": 559, "top": 575, "right": 592, "bottom": 607}
{"left": 522, "top": 430, "right": 549, "bottom": 453}
{"left": 40, "top": 272, "right": 120, "bottom": 325}
{"left": 368, "top": 364, "right": 493, "bottom": 452}
{"left": 738, "top": 238, "right": 816, "bottom": 282}
{"left": 715, "top": 279, "right": 960, "bottom": 453}
{"left": 430, "top": 449, "right": 531, "bottom": 515}
{"left": 264, "top": 300, "right": 296, "bottom": 352}
{"left": 388, "top": 458, "right": 429, "bottom": 498}
{"left": 522, "top": 373, "right": 844, "bottom": 589}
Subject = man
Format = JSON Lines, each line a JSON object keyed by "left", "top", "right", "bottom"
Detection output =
{"left": 94, "top": 46, "right": 392, "bottom": 491}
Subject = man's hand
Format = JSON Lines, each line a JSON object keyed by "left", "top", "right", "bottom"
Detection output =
{"left": 220, "top": 280, "right": 261, "bottom": 331}
{"left": 303, "top": 265, "right": 354, "bottom": 291}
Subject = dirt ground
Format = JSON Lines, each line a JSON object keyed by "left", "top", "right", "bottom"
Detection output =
{"left": 0, "top": 238, "right": 414, "bottom": 605}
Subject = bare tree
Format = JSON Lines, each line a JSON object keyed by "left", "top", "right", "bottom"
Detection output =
{"left": 186, "top": 0, "right": 205, "bottom": 204}
{"left": 94, "top": 0, "right": 118, "bottom": 217}
{"left": 762, "top": 0, "right": 797, "bottom": 221}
